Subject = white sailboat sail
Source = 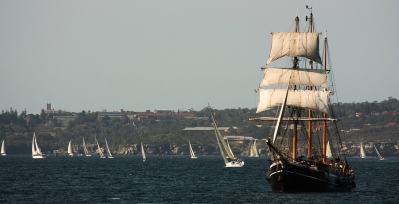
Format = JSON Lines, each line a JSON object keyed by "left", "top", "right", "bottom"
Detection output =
{"left": 105, "top": 138, "right": 114, "bottom": 158}
{"left": 83, "top": 137, "right": 91, "bottom": 156}
{"left": 189, "top": 140, "right": 197, "bottom": 159}
{"left": 32, "top": 135, "right": 35, "bottom": 156}
{"left": 267, "top": 32, "right": 322, "bottom": 65}
{"left": 96, "top": 138, "right": 106, "bottom": 158}
{"left": 260, "top": 68, "right": 328, "bottom": 88}
{"left": 211, "top": 114, "right": 235, "bottom": 159}
{"left": 210, "top": 107, "right": 244, "bottom": 167}
{"left": 252, "top": 140, "right": 259, "bottom": 157}
{"left": 256, "top": 89, "right": 331, "bottom": 114}
{"left": 374, "top": 145, "right": 384, "bottom": 160}
{"left": 248, "top": 140, "right": 254, "bottom": 157}
{"left": 360, "top": 142, "right": 367, "bottom": 158}
{"left": 326, "top": 141, "right": 332, "bottom": 158}
{"left": 1, "top": 140, "right": 6, "bottom": 156}
{"left": 226, "top": 139, "right": 234, "bottom": 158}
{"left": 32, "top": 133, "right": 45, "bottom": 159}
{"left": 68, "top": 141, "right": 73, "bottom": 157}
{"left": 214, "top": 128, "right": 228, "bottom": 164}
{"left": 141, "top": 142, "right": 148, "bottom": 162}
{"left": 34, "top": 135, "right": 42, "bottom": 155}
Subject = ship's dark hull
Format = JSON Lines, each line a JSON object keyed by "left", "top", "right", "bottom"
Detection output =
{"left": 266, "top": 161, "right": 355, "bottom": 192}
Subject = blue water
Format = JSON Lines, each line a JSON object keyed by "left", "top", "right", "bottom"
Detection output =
{"left": 0, "top": 155, "right": 398, "bottom": 203}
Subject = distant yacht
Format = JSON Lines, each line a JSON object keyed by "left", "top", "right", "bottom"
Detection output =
{"left": 32, "top": 133, "right": 45, "bottom": 159}
{"left": 360, "top": 142, "right": 367, "bottom": 158}
{"left": 68, "top": 141, "right": 74, "bottom": 157}
{"left": 141, "top": 142, "right": 148, "bottom": 162}
{"left": 1, "top": 140, "right": 6, "bottom": 156}
{"left": 82, "top": 137, "right": 91, "bottom": 156}
{"left": 374, "top": 145, "right": 385, "bottom": 160}
{"left": 96, "top": 137, "right": 106, "bottom": 159}
{"left": 105, "top": 138, "right": 114, "bottom": 158}
{"left": 189, "top": 140, "right": 197, "bottom": 159}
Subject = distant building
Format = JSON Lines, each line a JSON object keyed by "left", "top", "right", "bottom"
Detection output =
{"left": 98, "top": 111, "right": 122, "bottom": 120}
{"left": 52, "top": 107, "right": 197, "bottom": 125}
{"left": 225, "top": 136, "right": 254, "bottom": 141}
{"left": 154, "top": 109, "right": 174, "bottom": 113}
{"left": 44, "top": 103, "right": 64, "bottom": 114}
{"left": 183, "top": 127, "right": 230, "bottom": 131}
{"left": 53, "top": 115, "right": 78, "bottom": 126}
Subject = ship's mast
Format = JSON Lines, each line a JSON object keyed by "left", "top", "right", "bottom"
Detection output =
{"left": 291, "top": 14, "right": 300, "bottom": 162}
{"left": 322, "top": 31, "right": 328, "bottom": 163}
{"left": 306, "top": 5, "right": 313, "bottom": 159}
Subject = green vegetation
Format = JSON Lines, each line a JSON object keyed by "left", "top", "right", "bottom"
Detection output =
{"left": 1, "top": 97, "right": 398, "bottom": 155}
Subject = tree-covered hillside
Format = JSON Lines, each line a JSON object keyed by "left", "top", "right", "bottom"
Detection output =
{"left": 1, "top": 97, "right": 398, "bottom": 156}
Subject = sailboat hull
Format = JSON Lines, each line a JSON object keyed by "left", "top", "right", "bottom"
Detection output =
{"left": 32, "top": 154, "right": 45, "bottom": 159}
{"left": 266, "top": 161, "right": 354, "bottom": 192}
{"left": 225, "top": 161, "right": 244, "bottom": 167}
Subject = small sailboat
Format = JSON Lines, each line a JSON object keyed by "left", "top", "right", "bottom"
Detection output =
{"left": 1, "top": 140, "right": 6, "bottom": 156}
{"left": 251, "top": 139, "right": 259, "bottom": 157}
{"left": 189, "top": 140, "right": 197, "bottom": 159}
{"left": 141, "top": 142, "right": 148, "bottom": 162}
{"left": 248, "top": 139, "right": 259, "bottom": 157}
{"left": 96, "top": 137, "right": 106, "bottom": 158}
{"left": 82, "top": 137, "right": 91, "bottom": 156}
{"left": 374, "top": 145, "right": 385, "bottom": 160}
{"left": 248, "top": 140, "right": 254, "bottom": 157}
{"left": 32, "top": 133, "right": 45, "bottom": 159}
{"left": 326, "top": 141, "right": 332, "bottom": 158}
{"left": 68, "top": 141, "right": 74, "bottom": 157}
{"left": 360, "top": 142, "right": 367, "bottom": 158}
{"left": 209, "top": 106, "right": 244, "bottom": 167}
{"left": 105, "top": 138, "right": 114, "bottom": 158}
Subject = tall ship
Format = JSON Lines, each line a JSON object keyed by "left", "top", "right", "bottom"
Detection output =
{"left": 249, "top": 6, "right": 355, "bottom": 192}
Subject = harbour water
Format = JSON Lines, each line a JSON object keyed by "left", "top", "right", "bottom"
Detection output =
{"left": 0, "top": 155, "right": 398, "bottom": 203}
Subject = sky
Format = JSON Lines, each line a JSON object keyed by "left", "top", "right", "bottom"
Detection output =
{"left": 1, "top": 0, "right": 398, "bottom": 114}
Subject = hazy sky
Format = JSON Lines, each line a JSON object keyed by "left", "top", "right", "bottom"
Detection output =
{"left": 1, "top": 0, "right": 398, "bottom": 114}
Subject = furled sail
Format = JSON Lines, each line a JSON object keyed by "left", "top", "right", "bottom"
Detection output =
{"left": 256, "top": 89, "right": 331, "bottom": 114}
{"left": 260, "top": 67, "right": 328, "bottom": 88}
{"left": 267, "top": 32, "right": 322, "bottom": 64}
